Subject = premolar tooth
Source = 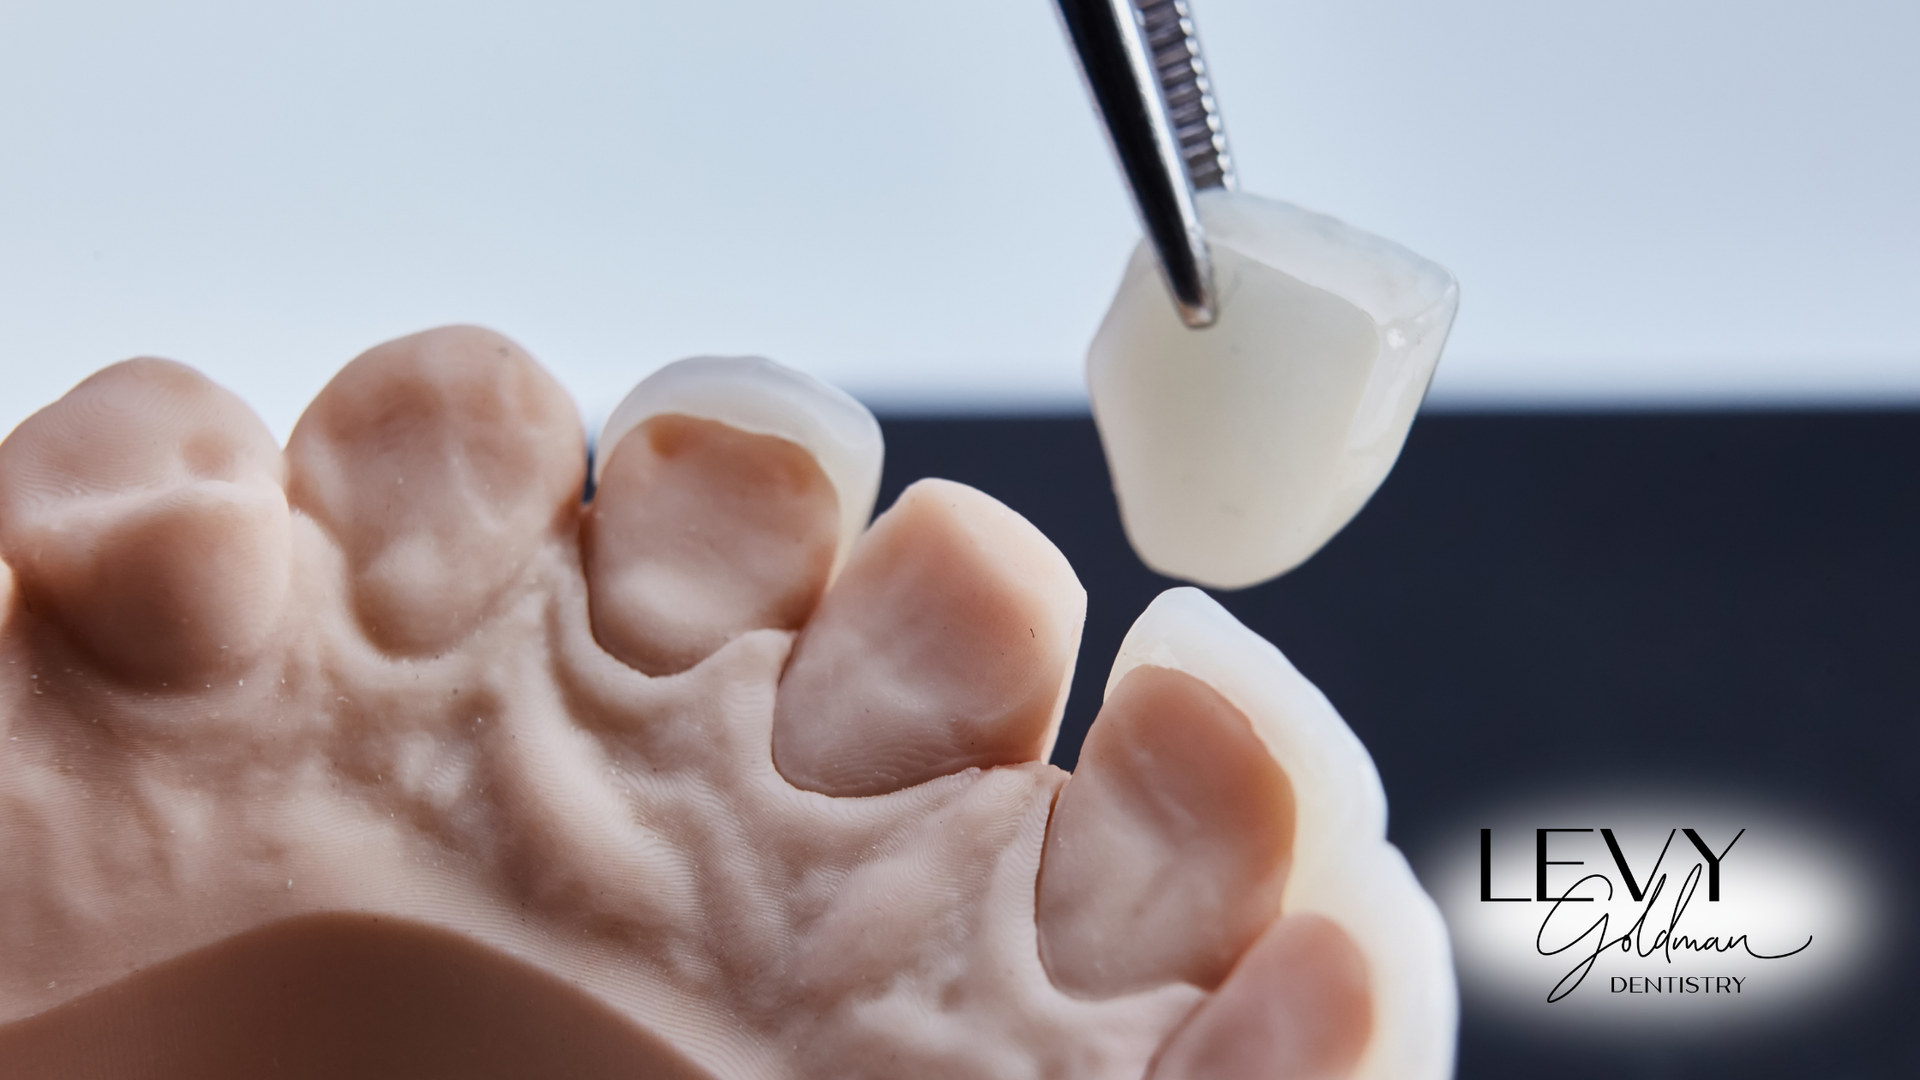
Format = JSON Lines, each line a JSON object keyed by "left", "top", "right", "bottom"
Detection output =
{"left": 595, "top": 356, "right": 882, "bottom": 581}
{"left": 284, "top": 327, "right": 584, "bottom": 656}
{"left": 1088, "top": 190, "right": 1459, "bottom": 589}
{"left": 585, "top": 356, "right": 878, "bottom": 676}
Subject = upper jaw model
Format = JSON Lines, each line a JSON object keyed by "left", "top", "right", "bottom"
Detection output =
{"left": 0, "top": 326, "right": 1452, "bottom": 1079}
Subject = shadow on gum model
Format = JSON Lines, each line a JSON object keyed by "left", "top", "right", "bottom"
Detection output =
{"left": 0, "top": 325, "right": 1452, "bottom": 1080}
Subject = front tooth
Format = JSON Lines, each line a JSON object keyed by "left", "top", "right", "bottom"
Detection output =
{"left": 1088, "top": 190, "right": 1459, "bottom": 589}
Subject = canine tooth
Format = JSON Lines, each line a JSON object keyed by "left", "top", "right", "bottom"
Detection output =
{"left": 1088, "top": 190, "right": 1458, "bottom": 588}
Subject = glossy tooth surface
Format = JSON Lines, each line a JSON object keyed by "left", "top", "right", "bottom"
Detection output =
{"left": 1105, "top": 589, "right": 1457, "bottom": 1080}
{"left": 1088, "top": 190, "right": 1458, "bottom": 589}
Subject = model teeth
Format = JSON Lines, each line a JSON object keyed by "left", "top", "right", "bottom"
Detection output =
{"left": 1101, "top": 589, "right": 1456, "bottom": 1080}
{"left": 1, "top": 330, "right": 1454, "bottom": 1078}
{"left": 597, "top": 355, "right": 882, "bottom": 578}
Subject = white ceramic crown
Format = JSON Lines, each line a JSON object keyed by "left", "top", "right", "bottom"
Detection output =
{"left": 1089, "top": 190, "right": 1459, "bottom": 589}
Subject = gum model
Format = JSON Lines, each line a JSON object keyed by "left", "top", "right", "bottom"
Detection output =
{"left": 0, "top": 327, "right": 1451, "bottom": 1079}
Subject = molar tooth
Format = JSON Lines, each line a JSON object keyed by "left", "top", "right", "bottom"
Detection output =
{"left": 0, "top": 359, "right": 291, "bottom": 682}
{"left": 1089, "top": 190, "right": 1458, "bottom": 588}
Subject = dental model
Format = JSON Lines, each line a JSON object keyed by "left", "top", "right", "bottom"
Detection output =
{"left": 0, "top": 327, "right": 1452, "bottom": 1079}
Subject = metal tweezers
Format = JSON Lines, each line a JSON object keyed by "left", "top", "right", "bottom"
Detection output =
{"left": 1055, "top": 0, "right": 1235, "bottom": 327}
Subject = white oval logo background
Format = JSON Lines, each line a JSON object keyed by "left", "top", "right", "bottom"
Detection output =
{"left": 1429, "top": 790, "right": 1883, "bottom": 1035}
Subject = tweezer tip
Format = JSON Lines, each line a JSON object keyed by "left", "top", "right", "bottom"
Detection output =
{"left": 1177, "top": 299, "right": 1217, "bottom": 329}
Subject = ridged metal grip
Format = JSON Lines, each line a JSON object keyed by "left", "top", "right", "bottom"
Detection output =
{"left": 1138, "top": 0, "right": 1234, "bottom": 192}
{"left": 1056, "top": 0, "right": 1233, "bottom": 326}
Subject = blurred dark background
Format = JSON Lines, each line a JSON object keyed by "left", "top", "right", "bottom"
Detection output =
{"left": 874, "top": 410, "right": 1919, "bottom": 1080}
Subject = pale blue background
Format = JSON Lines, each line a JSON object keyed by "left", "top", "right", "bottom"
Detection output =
{"left": 2, "top": 0, "right": 1916, "bottom": 438}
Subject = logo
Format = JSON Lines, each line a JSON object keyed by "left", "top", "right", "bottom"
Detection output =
{"left": 1431, "top": 790, "right": 1879, "bottom": 1033}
